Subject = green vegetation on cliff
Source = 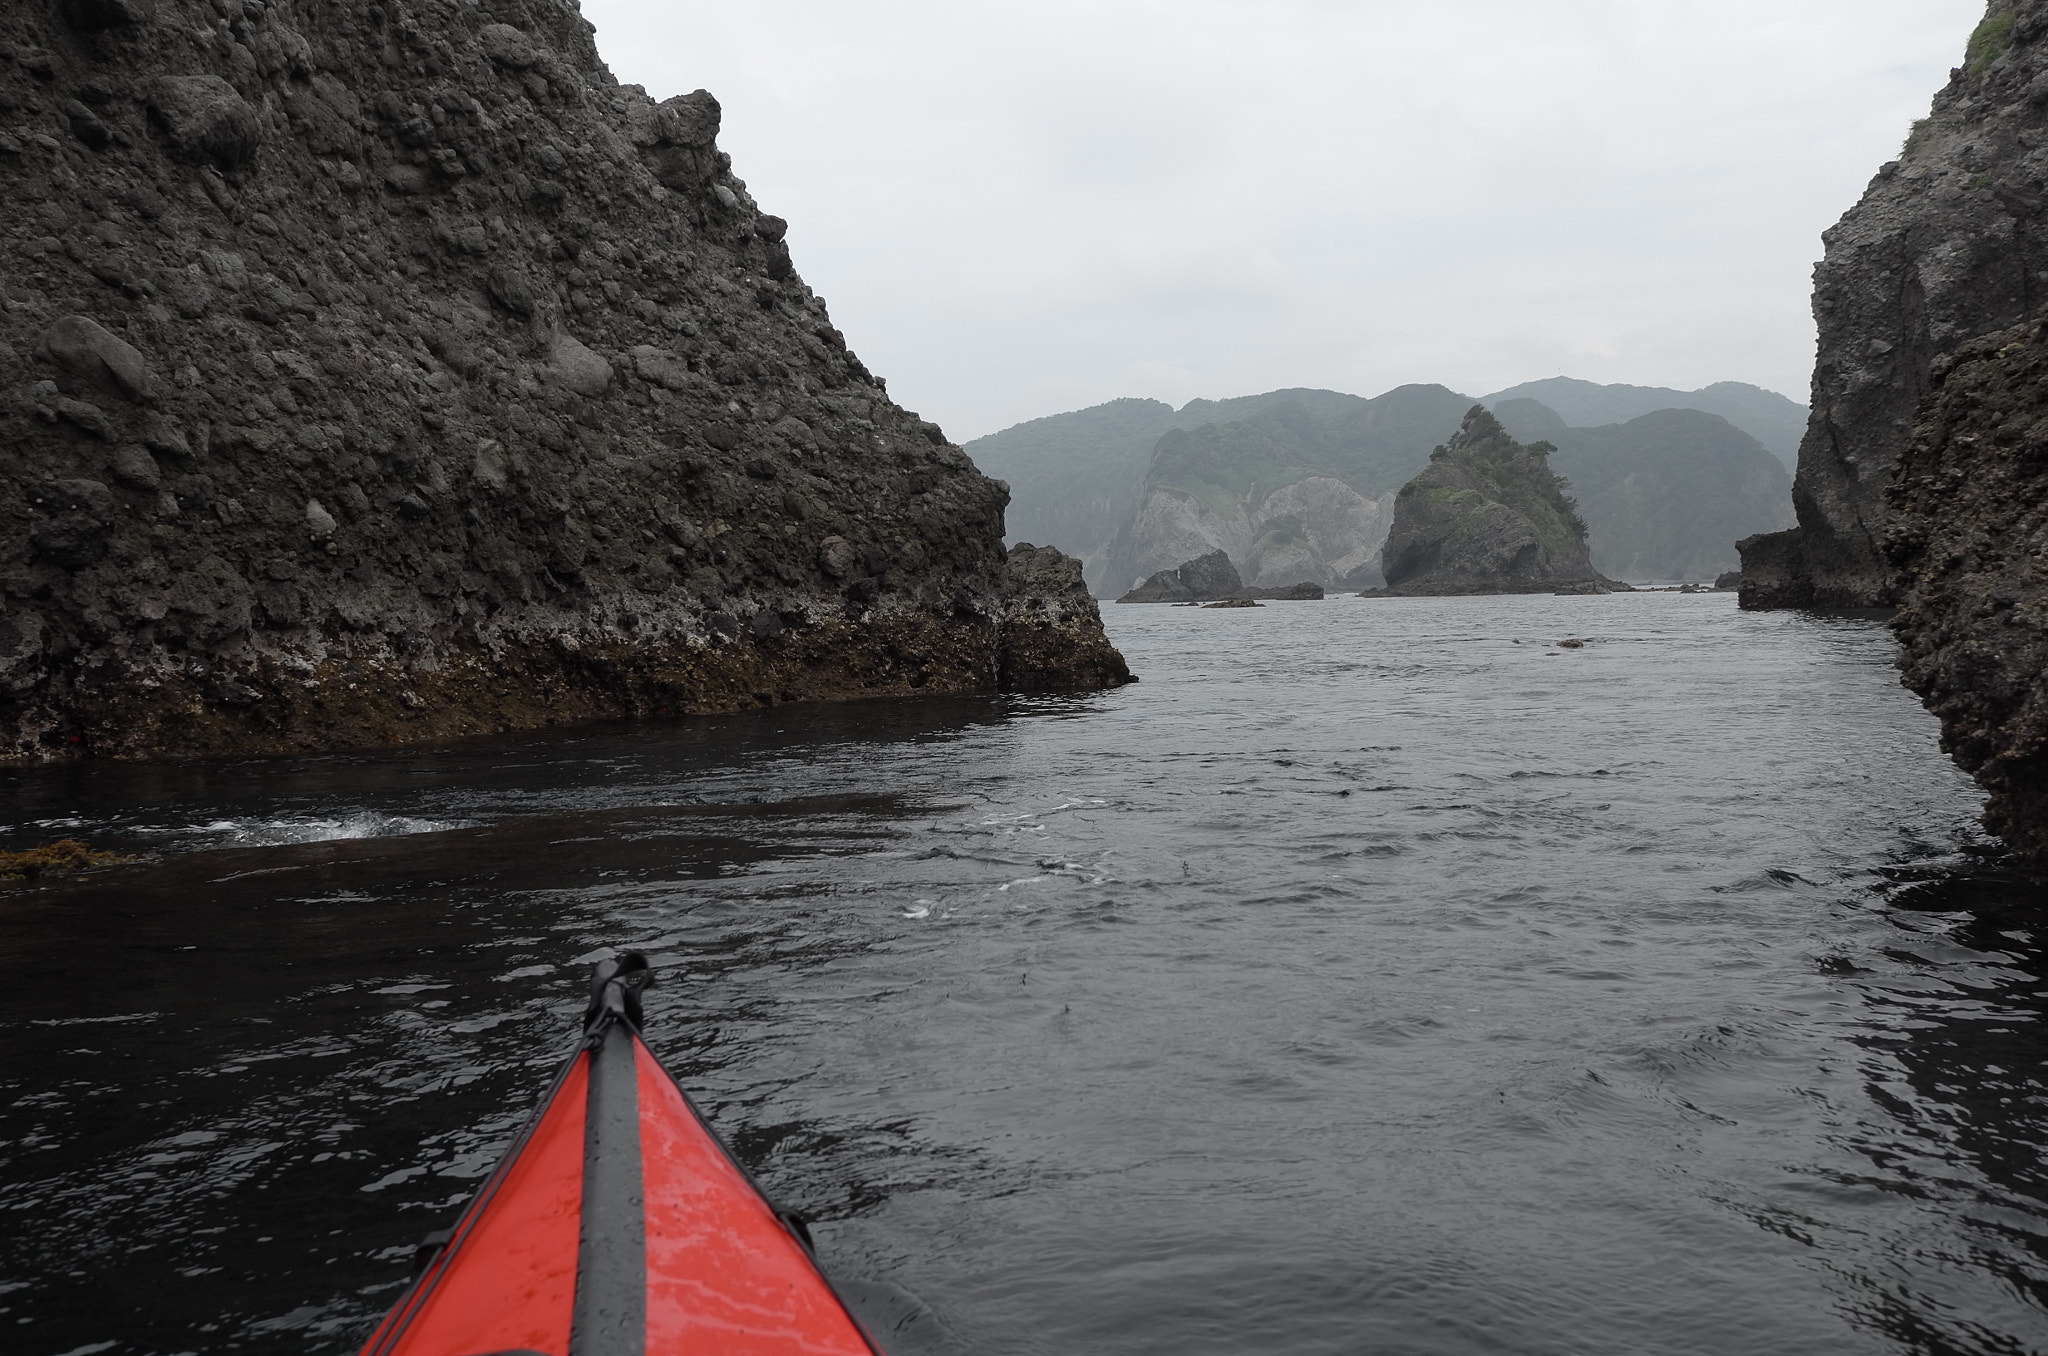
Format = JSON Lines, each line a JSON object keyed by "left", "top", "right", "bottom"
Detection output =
{"left": 1403, "top": 417, "right": 1587, "bottom": 557}
{"left": 1967, "top": 7, "right": 2017, "bottom": 74}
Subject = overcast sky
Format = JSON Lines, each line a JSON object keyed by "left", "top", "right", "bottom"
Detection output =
{"left": 585, "top": 0, "right": 1986, "bottom": 442}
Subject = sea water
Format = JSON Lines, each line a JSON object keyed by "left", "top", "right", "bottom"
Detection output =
{"left": 1, "top": 593, "right": 2042, "bottom": 1355}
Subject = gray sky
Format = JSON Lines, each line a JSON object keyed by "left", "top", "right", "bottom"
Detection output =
{"left": 587, "top": 0, "right": 1985, "bottom": 442}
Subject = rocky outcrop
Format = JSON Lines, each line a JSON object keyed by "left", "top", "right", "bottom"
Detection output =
{"left": 995, "top": 543, "right": 1132, "bottom": 691}
{"left": 0, "top": 0, "right": 1127, "bottom": 760}
{"left": 1374, "top": 407, "right": 1616, "bottom": 596}
{"left": 1887, "top": 318, "right": 2048, "bottom": 861}
{"left": 1739, "top": 3, "right": 2048, "bottom": 609}
{"left": 1117, "top": 548, "right": 1242, "bottom": 603}
{"left": 1113, "top": 549, "right": 1323, "bottom": 603}
{"left": 1246, "top": 580, "right": 1323, "bottom": 600}
{"left": 1101, "top": 390, "right": 1471, "bottom": 593}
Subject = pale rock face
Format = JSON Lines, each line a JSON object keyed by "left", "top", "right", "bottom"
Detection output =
{"left": 1126, "top": 493, "right": 1242, "bottom": 588}
{"left": 1123, "top": 477, "right": 1394, "bottom": 589}
{"left": 1246, "top": 478, "right": 1393, "bottom": 584}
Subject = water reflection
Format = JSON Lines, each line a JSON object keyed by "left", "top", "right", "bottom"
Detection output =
{"left": 1827, "top": 864, "right": 2048, "bottom": 1355}
{"left": 0, "top": 793, "right": 941, "bottom": 1354}
{"left": 4, "top": 597, "right": 2046, "bottom": 1356}
{"left": 0, "top": 694, "right": 1022, "bottom": 855}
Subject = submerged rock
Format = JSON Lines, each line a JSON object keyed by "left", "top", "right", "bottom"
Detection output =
{"left": 1374, "top": 407, "right": 1619, "bottom": 596}
{"left": 0, "top": 0, "right": 1128, "bottom": 761}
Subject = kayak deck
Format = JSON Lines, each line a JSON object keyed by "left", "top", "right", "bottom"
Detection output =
{"left": 358, "top": 956, "right": 880, "bottom": 1356}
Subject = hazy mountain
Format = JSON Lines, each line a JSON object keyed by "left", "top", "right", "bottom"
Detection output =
{"left": 958, "top": 397, "right": 1178, "bottom": 595}
{"left": 1481, "top": 378, "right": 1806, "bottom": 470}
{"left": 1492, "top": 399, "right": 1796, "bottom": 579}
{"left": 965, "top": 387, "right": 1409, "bottom": 592}
{"left": 1100, "top": 385, "right": 1473, "bottom": 591}
{"left": 968, "top": 377, "right": 1803, "bottom": 593}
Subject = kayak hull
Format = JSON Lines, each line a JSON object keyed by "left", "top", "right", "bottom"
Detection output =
{"left": 358, "top": 971, "right": 879, "bottom": 1356}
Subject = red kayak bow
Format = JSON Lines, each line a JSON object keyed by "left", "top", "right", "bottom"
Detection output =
{"left": 357, "top": 954, "right": 882, "bottom": 1356}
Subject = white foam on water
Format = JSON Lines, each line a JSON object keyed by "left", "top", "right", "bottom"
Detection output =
{"left": 177, "top": 812, "right": 471, "bottom": 847}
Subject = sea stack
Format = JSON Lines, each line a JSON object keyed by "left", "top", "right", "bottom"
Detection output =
{"left": 1374, "top": 406, "right": 1614, "bottom": 595}
{"left": 1738, "top": 4, "right": 2048, "bottom": 609}
{"left": 0, "top": 0, "right": 1128, "bottom": 761}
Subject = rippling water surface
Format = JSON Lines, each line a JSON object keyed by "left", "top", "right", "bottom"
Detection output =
{"left": 3, "top": 593, "right": 2045, "bottom": 1356}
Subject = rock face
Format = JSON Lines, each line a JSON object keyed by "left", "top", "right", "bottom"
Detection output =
{"left": 1738, "top": 3, "right": 2048, "bottom": 609}
{"left": 1120, "top": 472, "right": 1393, "bottom": 592}
{"left": 0, "top": 0, "right": 1128, "bottom": 760}
{"left": 1887, "top": 318, "right": 2048, "bottom": 861}
{"left": 1376, "top": 407, "right": 1616, "bottom": 595}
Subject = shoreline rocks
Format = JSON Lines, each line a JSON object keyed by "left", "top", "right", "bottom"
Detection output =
{"left": 1114, "top": 549, "right": 1323, "bottom": 603}
{"left": 0, "top": 0, "right": 1130, "bottom": 762}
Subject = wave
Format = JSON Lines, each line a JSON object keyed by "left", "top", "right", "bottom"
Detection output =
{"left": 165, "top": 812, "right": 472, "bottom": 847}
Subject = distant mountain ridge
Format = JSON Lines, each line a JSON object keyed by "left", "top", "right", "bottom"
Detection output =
{"left": 964, "top": 378, "right": 1806, "bottom": 594}
{"left": 1101, "top": 385, "right": 1474, "bottom": 591}
{"left": 1479, "top": 378, "right": 1805, "bottom": 470}
{"left": 1491, "top": 401, "right": 1795, "bottom": 580}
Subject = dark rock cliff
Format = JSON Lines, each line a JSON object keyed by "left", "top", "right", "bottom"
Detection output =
{"left": 1740, "top": 2, "right": 2048, "bottom": 609}
{"left": 0, "top": 0, "right": 1129, "bottom": 760}
{"left": 1887, "top": 319, "right": 2048, "bottom": 861}
{"left": 1374, "top": 407, "right": 1616, "bottom": 596}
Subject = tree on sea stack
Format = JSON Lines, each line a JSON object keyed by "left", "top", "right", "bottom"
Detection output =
{"left": 1373, "top": 406, "right": 1622, "bottom": 596}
